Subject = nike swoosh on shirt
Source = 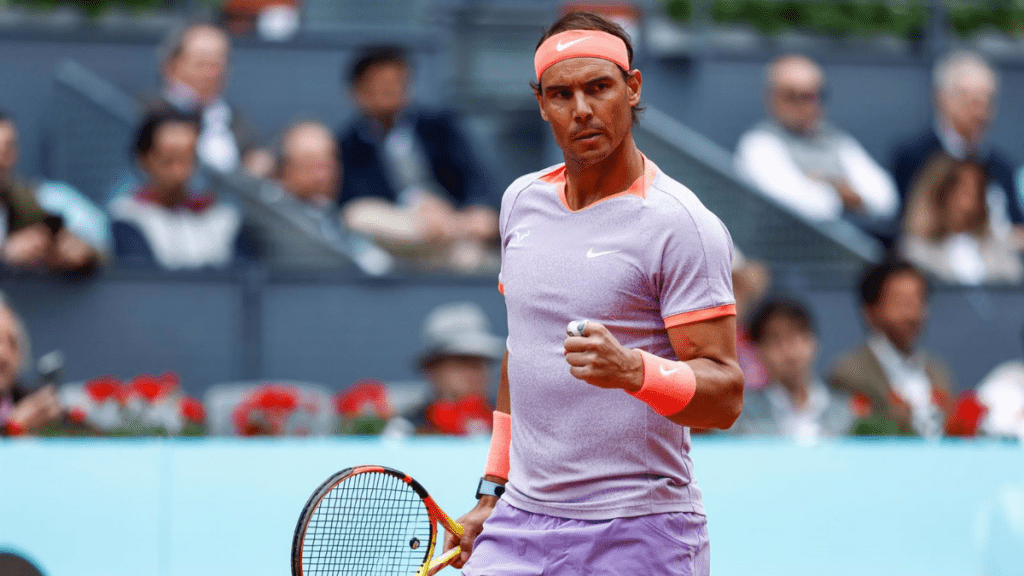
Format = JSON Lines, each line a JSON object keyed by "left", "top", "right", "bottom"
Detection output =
{"left": 586, "top": 248, "right": 621, "bottom": 258}
{"left": 659, "top": 365, "right": 681, "bottom": 376}
{"left": 556, "top": 37, "right": 590, "bottom": 51}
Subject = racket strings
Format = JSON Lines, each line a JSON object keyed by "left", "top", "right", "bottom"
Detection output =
{"left": 302, "top": 471, "right": 433, "bottom": 575}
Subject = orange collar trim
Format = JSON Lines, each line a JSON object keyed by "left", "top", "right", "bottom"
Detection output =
{"left": 540, "top": 155, "right": 658, "bottom": 213}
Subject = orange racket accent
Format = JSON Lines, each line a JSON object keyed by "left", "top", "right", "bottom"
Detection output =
{"left": 292, "top": 465, "right": 464, "bottom": 576}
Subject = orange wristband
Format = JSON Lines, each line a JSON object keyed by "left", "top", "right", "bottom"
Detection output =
{"left": 629, "top": 349, "right": 697, "bottom": 416}
{"left": 485, "top": 411, "right": 511, "bottom": 480}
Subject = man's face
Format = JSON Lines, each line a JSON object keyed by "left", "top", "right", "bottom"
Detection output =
{"left": 141, "top": 122, "right": 198, "bottom": 197}
{"left": 280, "top": 125, "right": 341, "bottom": 206}
{"left": 352, "top": 62, "right": 409, "bottom": 125}
{"left": 0, "top": 307, "right": 22, "bottom": 394}
{"left": 865, "top": 272, "right": 928, "bottom": 355}
{"left": 535, "top": 58, "right": 640, "bottom": 166}
{"left": 757, "top": 315, "right": 817, "bottom": 388}
{"left": 937, "top": 71, "right": 996, "bottom": 145}
{"left": 424, "top": 356, "right": 490, "bottom": 402}
{"left": 0, "top": 120, "right": 18, "bottom": 178}
{"left": 166, "top": 26, "right": 230, "bottom": 104}
{"left": 768, "top": 61, "right": 824, "bottom": 135}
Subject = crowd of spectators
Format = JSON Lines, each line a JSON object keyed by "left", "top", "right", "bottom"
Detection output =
{"left": 736, "top": 51, "right": 1024, "bottom": 286}
{"left": 0, "top": 18, "right": 1022, "bottom": 442}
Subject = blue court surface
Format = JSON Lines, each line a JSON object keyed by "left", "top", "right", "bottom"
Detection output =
{"left": 0, "top": 437, "right": 1021, "bottom": 576}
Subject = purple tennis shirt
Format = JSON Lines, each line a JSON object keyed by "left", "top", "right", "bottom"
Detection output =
{"left": 496, "top": 156, "right": 735, "bottom": 520}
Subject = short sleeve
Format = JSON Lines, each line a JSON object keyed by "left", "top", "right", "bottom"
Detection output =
{"left": 659, "top": 210, "right": 736, "bottom": 328}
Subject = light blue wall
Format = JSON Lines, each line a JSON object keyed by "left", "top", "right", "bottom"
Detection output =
{"left": 0, "top": 438, "right": 1021, "bottom": 576}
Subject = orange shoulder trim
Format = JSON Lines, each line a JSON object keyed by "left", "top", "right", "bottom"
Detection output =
{"left": 664, "top": 304, "right": 736, "bottom": 328}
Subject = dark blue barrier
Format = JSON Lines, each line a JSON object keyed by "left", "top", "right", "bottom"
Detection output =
{"left": 0, "top": 270, "right": 1021, "bottom": 395}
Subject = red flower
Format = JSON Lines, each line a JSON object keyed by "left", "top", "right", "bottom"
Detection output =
{"left": 945, "top": 392, "right": 987, "bottom": 437}
{"left": 425, "top": 394, "right": 493, "bottom": 435}
{"left": 232, "top": 385, "right": 300, "bottom": 435}
{"left": 849, "top": 393, "right": 873, "bottom": 418}
{"left": 335, "top": 380, "right": 391, "bottom": 419}
{"left": 85, "top": 376, "right": 127, "bottom": 403}
{"left": 181, "top": 396, "right": 206, "bottom": 423}
{"left": 68, "top": 407, "right": 87, "bottom": 424}
{"left": 131, "top": 374, "right": 178, "bottom": 403}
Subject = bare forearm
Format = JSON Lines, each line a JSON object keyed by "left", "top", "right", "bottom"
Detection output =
{"left": 666, "top": 357, "right": 744, "bottom": 430}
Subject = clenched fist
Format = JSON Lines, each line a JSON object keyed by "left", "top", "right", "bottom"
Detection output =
{"left": 563, "top": 320, "right": 643, "bottom": 392}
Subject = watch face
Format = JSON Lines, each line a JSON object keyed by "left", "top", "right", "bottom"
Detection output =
{"left": 477, "top": 479, "right": 505, "bottom": 499}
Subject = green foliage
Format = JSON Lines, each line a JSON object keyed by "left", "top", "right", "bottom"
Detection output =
{"left": 7, "top": 0, "right": 170, "bottom": 17}
{"left": 664, "top": 0, "right": 975, "bottom": 41}
{"left": 946, "top": 0, "right": 1024, "bottom": 38}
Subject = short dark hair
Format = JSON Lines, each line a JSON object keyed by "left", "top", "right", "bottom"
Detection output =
{"left": 859, "top": 259, "right": 928, "bottom": 307}
{"left": 749, "top": 297, "right": 816, "bottom": 344}
{"left": 0, "top": 110, "right": 11, "bottom": 124}
{"left": 531, "top": 11, "right": 644, "bottom": 125}
{"left": 347, "top": 45, "right": 408, "bottom": 87}
{"left": 131, "top": 110, "right": 201, "bottom": 159}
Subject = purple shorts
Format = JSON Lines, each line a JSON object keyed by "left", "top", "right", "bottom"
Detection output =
{"left": 461, "top": 500, "right": 710, "bottom": 576}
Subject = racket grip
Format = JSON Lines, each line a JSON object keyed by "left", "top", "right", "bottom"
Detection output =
{"left": 426, "top": 546, "right": 462, "bottom": 576}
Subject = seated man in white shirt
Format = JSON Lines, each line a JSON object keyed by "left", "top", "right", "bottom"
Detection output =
{"left": 735, "top": 297, "right": 853, "bottom": 441}
{"left": 111, "top": 110, "right": 245, "bottom": 271}
{"left": 734, "top": 54, "right": 898, "bottom": 226}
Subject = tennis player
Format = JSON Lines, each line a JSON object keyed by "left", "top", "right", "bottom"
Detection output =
{"left": 445, "top": 11, "right": 744, "bottom": 575}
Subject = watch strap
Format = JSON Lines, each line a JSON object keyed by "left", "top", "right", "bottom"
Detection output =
{"left": 475, "top": 478, "right": 505, "bottom": 499}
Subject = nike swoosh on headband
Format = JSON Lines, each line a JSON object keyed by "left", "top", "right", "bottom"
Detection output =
{"left": 556, "top": 37, "right": 590, "bottom": 51}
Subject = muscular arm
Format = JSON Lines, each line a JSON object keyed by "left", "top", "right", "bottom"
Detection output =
{"left": 662, "top": 315, "right": 745, "bottom": 429}
{"left": 564, "top": 316, "right": 744, "bottom": 430}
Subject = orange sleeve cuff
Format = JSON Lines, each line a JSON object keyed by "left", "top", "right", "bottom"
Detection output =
{"left": 485, "top": 411, "right": 510, "bottom": 480}
{"left": 664, "top": 303, "right": 736, "bottom": 328}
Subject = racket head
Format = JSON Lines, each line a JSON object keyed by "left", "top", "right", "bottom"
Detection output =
{"left": 291, "top": 465, "right": 450, "bottom": 576}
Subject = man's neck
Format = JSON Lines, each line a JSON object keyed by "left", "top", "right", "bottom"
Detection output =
{"left": 563, "top": 136, "right": 644, "bottom": 210}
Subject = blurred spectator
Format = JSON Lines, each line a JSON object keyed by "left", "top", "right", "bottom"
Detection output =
{"left": 111, "top": 110, "right": 246, "bottom": 270}
{"left": 238, "top": 120, "right": 393, "bottom": 273}
{"left": 734, "top": 54, "right": 898, "bottom": 224}
{"left": 148, "top": 22, "right": 273, "bottom": 177}
{"left": 974, "top": 326, "right": 1024, "bottom": 440}
{"left": 0, "top": 297, "right": 62, "bottom": 436}
{"left": 338, "top": 46, "right": 499, "bottom": 273}
{"left": 891, "top": 51, "right": 1024, "bottom": 250}
{"left": 0, "top": 112, "right": 105, "bottom": 273}
{"left": 732, "top": 247, "right": 770, "bottom": 390}
{"left": 828, "top": 260, "right": 953, "bottom": 437}
{"left": 735, "top": 297, "right": 852, "bottom": 440}
{"left": 902, "top": 154, "right": 1023, "bottom": 285}
{"left": 413, "top": 302, "right": 504, "bottom": 435}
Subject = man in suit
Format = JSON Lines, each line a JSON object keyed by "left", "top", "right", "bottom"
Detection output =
{"left": 148, "top": 22, "right": 273, "bottom": 177}
{"left": 890, "top": 51, "right": 1024, "bottom": 249}
{"left": 337, "top": 46, "right": 499, "bottom": 273}
{"left": 234, "top": 120, "right": 392, "bottom": 274}
{"left": 828, "top": 260, "right": 953, "bottom": 437}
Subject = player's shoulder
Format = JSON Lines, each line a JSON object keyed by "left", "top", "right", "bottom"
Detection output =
{"left": 501, "top": 163, "right": 563, "bottom": 204}
{"left": 646, "top": 169, "right": 723, "bottom": 228}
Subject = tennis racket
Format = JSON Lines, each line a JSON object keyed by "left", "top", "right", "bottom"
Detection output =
{"left": 291, "top": 465, "right": 465, "bottom": 576}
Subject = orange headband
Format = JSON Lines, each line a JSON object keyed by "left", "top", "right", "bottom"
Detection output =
{"left": 534, "top": 29, "right": 629, "bottom": 82}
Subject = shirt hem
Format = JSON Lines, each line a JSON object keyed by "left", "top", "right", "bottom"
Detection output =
{"left": 501, "top": 492, "right": 705, "bottom": 520}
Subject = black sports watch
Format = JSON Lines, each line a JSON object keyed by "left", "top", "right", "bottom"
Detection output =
{"left": 475, "top": 478, "right": 506, "bottom": 500}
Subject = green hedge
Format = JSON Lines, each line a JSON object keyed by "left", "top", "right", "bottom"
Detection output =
{"left": 3, "top": 0, "right": 176, "bottom": 17}
{"left": 663, "top": 0, "right": 1024, "bottom": 40}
